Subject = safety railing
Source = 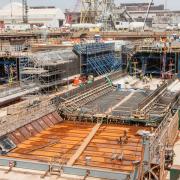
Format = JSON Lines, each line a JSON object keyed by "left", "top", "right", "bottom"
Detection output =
{"left": 138, "top": 82, "right": 168, "bottom": 110}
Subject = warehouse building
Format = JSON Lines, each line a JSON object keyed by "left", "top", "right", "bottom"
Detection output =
{"left": 0, "top": 2, "right": 65, "bottom": 28}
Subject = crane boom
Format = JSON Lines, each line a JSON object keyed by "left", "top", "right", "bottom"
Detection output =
{"left": 143, "top": 0, "right": 153, "bottom": 30}
{"left": 22, "top": 0, "right": 28, "bottom": 23}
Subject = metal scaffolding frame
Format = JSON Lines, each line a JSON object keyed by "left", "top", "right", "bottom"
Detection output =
{"left": 73, "top": 42, "right": 122, "bottom": 76}
{"left": 20, "top": 50, "right": 79, "bottom": 93}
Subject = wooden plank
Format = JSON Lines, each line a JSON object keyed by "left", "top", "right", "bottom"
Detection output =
{"left": 67, "top": 123, "right": 101, "bottom": 166}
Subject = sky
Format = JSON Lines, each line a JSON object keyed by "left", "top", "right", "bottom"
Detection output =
{"left": 0, "top": 0, "right": 179, "bottom": 11}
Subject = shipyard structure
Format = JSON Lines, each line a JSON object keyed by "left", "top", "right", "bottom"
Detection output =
{"left": 0, "top": 1, "right": 180, "bottom": 180}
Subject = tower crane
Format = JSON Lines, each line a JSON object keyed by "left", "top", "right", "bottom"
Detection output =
{"left": 22, "top": 0, "right": 28, "bottom": 23}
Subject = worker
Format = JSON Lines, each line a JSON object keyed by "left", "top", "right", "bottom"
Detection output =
{"left": 123, "top": 130, "right": 128, "bottom": 143}
{"left": 0, "top": 147, "right": 2, "bottom": 155}
{"left": 150, "top": 73, "right": 152, "bottom": 81}
{"left": 140, "top": 73, "right": 143, "bottom": 81}
{"left": 143, "top": 75, "right": 147, "bottom": 84}
{"left": 117, "top": 130, "right": 128, "bottom": 144}
{"left": 117, "top": 151, "right": 124, "bottom": 161}
{"left": 73, "top": 77, "right": 79, "bottom": 86}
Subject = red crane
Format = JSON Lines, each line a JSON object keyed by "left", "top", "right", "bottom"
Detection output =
{"left": 66, "top": 0, "right": 80, "bottom": 24}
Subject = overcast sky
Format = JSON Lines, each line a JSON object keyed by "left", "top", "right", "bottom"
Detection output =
{"left": 0, "top": 0, "right": 179, "bottom": 11}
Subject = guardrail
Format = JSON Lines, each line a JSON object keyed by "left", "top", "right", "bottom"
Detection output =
{"left": 52, "top": 71, "right": 126, "bottom": 105}
{"left": 138, "top": 82, "right": 168, "bottom": 110}
{"left": 149, "top": 100, "right": 179, "bottom": 162}
{"left": 0, "top": 83, "right": 37, "bottom": 98}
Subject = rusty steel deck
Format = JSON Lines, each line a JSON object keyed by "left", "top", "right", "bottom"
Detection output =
{"left": 75, "top": 124, "right": 148, "bottom": 172}
{"left": 7, "top": 122, "right": 94, "bottom": 163}
{"left": 4, "top": 120, "right": 151, "bottom": 173}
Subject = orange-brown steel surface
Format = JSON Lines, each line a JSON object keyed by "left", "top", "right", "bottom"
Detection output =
{"left": 75, "top": 124, "right": 149, "bottom": 172}
{"left": 7, "top": 122, "right": 94, "bottom": 163}
{"left": 5, "top": 121, "right": 150, "bottom": 173}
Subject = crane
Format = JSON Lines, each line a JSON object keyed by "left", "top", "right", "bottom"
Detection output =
{"left": 66, "top": 0, "right": 80, "bottom": 24}
{"left": 22, "top": 0, "right": 28, "bottom": 23}
{"left": 143, "top": 0, "right": 153, "bottom": 30}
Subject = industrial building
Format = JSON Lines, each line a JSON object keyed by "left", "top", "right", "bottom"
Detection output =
{"left": 121, "top": 3, "right": 180, "bottom": 28}
{"left": 65, "top": 2, "right": 180, "bottom": 30}
{"left": 0, "top": 2, "right": 65, "bottom": 28}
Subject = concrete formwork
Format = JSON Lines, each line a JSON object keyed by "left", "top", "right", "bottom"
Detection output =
{"left": 0, "top": 120, "right": 152, "bottom": 179}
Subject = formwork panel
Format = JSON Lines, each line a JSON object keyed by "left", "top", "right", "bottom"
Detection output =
{"left": 6, "top": 122, "right": 93, "bottom": 166}
{"left": 4, "top": 121, "right": 149, "bottom": 175}
{"left": 31, "top": 120, "right": 44, "bottom": 133}
{"left": 75, "top": 124, "right": 148, "bottom": 173}
{"left": 37, "top": 118, "right": 49, "bottom": 129}
{"left": 42, "top": 116, "right": 54, "bottom": 127}
{"left": 49, "top": 112, "right": 63, "bottom": 124}
{"left": 18, "top": 127, "right": 32, "bottom": 139}
{"left": 47, "top": 114, "right": 59, "bottom": 124}
{"left": 12, "top": 131, "right": 26, "bottom": 143}
{"left": 25, "top": 124, "right": 38, "bottom": 136}
{"left": 8, "top": 134, "right": 19, "bottom": 145}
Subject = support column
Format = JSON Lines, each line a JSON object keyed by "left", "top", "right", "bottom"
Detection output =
{"left": 142, "top": 57, "right": 147, "bottom": 75}
{"left": 142, "top": 135, "right": 151, "bottom": 179}
{"left": 178, "top": 53, "right": 180, "bottom": 78}
{"left": 174, "top": 52, "right": 177, "bottom": 74}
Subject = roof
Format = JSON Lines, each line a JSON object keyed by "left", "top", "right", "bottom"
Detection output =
{"left": 0, "top": 2, "right": 65, "bottom": 20}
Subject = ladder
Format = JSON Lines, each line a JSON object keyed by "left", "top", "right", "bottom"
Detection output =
{"left": 49, "top": 155, "right": 64, "bottom": 177}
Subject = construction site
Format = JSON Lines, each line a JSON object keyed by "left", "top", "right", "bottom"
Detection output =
{"left": 0, "top": 0, "right": 180, "bottom": 180}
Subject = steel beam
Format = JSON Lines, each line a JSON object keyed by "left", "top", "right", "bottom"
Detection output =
{"left": 0, "top": 157, "right": 131, "bottom": 180}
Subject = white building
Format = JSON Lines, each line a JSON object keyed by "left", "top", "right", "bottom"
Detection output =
{"left": 0, "top": 2, "right": 65, "bottom": 28}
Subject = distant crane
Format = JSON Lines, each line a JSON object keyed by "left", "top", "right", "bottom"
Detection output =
{"left": 22, "top": 0, "right": 28, "bottom": 23}
{"left": 143, "top": 0, "right": 153, "bottom": 30}
{"left": 66, "top": 0, "right": 80, "bottom": 24}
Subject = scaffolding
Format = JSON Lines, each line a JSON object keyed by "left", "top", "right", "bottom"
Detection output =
{"left": 20, "top": 50, "right": 80, "bottom": 93}
{"left": 0, "top": 43, "right": 30, "bottom": 85}
{"left": 73, "top": 42, "right": 122, "bottom": 76}
{"left": 133, "top": 38, "right": 180, "bottom": 78}
{"left": 80, "top": 0, "right": 100, "bottom": 23}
